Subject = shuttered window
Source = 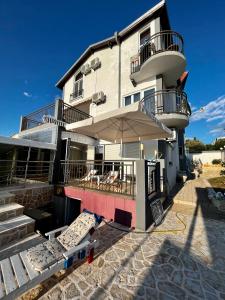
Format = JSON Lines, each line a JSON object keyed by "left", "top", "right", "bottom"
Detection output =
{"left": 122, "top": 142, "right": 140, "bottom": 158}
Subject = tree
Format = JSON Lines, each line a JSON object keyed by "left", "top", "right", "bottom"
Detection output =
{"left": 185, "top": 139, "right": 206, "bottom": 153}
{"left": 205, "top": 144, "right": 215, "bottom": 151}
{"left": 214, "top": 139, "right": 225, "bottom": 150}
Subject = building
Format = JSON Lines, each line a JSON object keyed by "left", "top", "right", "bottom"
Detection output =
{"left": 56, "top": 0, "right": 191, "bottom": 193}
{"left": 1, "top": 0, "right": 191, "bottom": 230}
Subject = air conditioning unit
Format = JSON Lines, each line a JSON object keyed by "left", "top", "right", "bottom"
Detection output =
{"left": 92, "top": 91, "right": 105, "bottom": 104}
{"left": 166, "top": 129, "right": 177, "bottom": 142}
{"left": 81, "top": 63, "right": 91, "bottom": 75}
{"left": 91, "top": 57, "right": 101, "bottom": 70}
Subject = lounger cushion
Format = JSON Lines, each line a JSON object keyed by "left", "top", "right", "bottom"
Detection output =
{"left": 26, "top": 239, "right": 65, "bottom": 271}
{"left": 57, "top": 212, "right": 96, "bottom": 250}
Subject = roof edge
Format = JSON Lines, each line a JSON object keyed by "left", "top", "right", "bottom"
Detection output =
{"left": 56, "top": 0, "right": 166, "bottom": 89}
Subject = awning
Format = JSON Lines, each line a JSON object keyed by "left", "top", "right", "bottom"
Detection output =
{"left": 66, "top": 102, "right": 172, "bottom": 143}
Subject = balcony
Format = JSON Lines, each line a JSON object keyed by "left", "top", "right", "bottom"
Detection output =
{"left": 20, "top": 100, "right": 90, "bottom": 132}
{"left": 142, "top": 90, "right": 191, "bottom": 128}
{"left": 130, "top": 31, "right": 186, "bottom": 86}
{"left": 60, "top": 159, "right": 160, "bottom": 199}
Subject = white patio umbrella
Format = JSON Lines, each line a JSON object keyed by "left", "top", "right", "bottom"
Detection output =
{"left": 66, "top": 102, "right": 172, "bottom": 147}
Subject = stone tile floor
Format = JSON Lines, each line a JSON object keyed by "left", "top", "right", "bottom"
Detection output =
{"left": 19, "top": 171, "right": 225, "bottom": 300}
{"left": 20, "top": 202, "right": 225, "bottom": 300}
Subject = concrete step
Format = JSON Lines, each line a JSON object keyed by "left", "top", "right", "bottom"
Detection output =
{"left": 0, "top": 232, "right": 45, "bottom": 260}
{"left": 0, "top": 215, "right": 35, "bottom": 248}
{"left": 0, "top": 203, "right": 24, "bottom": 221}
{"left": 0, "top": 192, "right": 15, "bottom": 205}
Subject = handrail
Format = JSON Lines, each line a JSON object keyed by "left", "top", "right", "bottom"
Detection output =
{"left": 131, "top": 30, "right": 184, "bottom": 74}
{"left": 25, "top": 102, "right": 55, "bottom": 119}
{"left": 140, "top": 89, "right": 191, "bottom": 116}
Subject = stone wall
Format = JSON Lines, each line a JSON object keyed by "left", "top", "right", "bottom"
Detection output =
{"left": 12, "top": 184, "right": 54, "bottom": 209}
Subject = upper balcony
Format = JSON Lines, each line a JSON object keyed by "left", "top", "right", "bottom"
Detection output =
{"left": 20, "top": 100, "right": 90, "bottom": 132}
{"left": 130, "top": 31, "right": 186, "bottom": 86}
{"left": 142, "top": 89, "right": 191, "bottom": 128}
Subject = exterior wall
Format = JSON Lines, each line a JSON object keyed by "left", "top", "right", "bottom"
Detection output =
{"left": 188, "top": 151, "right": 222, "bottom": 164}
{"left": 63, "top": 19, "right": 159, "bottom": 114}
{"left": 64, "top": 186, "right": 136, "bottom": 227}
{"left": 11, "top": 185, "right": 53, "bottom": 209}
{"left": 120, "top": 20, "right": 157, "bottom": 99}
{"left": 63, "top": 46, "right": 119, "bottom": 116}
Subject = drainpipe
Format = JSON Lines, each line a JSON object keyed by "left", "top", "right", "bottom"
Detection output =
{"left": 114, "top": 31, "right": 121, "bottom": 108}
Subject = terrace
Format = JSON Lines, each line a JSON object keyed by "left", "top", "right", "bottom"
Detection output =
{"left": 59, "top": 159, "right": 160, "bottom": 199}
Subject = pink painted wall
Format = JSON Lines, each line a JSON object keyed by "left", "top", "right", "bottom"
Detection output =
{"left": 64, "top": 187, "right": 136, "bottom": 228}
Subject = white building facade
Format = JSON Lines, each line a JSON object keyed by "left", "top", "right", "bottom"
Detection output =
{"left": 56, "top": 0, "right": 191, "bottom": 193}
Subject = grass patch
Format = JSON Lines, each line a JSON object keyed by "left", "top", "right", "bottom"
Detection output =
{"left": 208, "top": 176, "right": 225, "bottom": 191}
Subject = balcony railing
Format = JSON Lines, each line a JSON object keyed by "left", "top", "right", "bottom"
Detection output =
{"left": 20, "top": 100, "right": 91, "bottom": 131}
{"left": 131, "top": 30, "right": 184, "bottom": 74}
{"left": 63, "top": 103, "right": 90, "bottom": 124}
{"left": 60, "top": 160, "right": 136, "bottom": 198}
{"left": 0, "top": 160, "right": 53, "bottom": 186}
{"left": 21, "top": 102, "right": 55, "bottom": 131}
{"left": 59, "top": 159, "right": 161, "bottom": 199}
{"left": 141, "top": 90, "right": 191, "bottom": 116}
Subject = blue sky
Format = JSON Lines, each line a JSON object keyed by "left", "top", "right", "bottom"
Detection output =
{"left": 0, "top": 0, "right": 224, "bottom": 143}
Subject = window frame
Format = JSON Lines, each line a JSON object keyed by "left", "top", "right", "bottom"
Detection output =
{"left": 122, "top": 86, "right": 155, "bottom": 107}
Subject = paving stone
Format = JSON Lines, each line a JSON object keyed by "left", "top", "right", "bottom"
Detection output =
{"left": 158, "top": 292, "right": 176, "bottom": 300}
{"left": 90, "top": 287, "right": 109, "bottom": 300}
{"left": 64, "top": 283, "right": 80, "bottom": 299}
{"left": 78, "top": 280, "right": 88, "bottom": 291}
{"left": 110, "top": 284, "right": 133, "bottom": 300}
{"left": 47, "top": 287, "right": 63, "bottom": 300}
{"left": 171, "top": 270, "right": 184, "bottom": 286}
{"left": 205, "top": 292, "right": 219, "bottom": 300}
{"left": 145, "top": 287, "right": 158, "bottom": 300}
{"left": 158, "top": 281, "right": 186, "bottom": 298}
{"left": 184, "top": 278, "right": 204, "bottom": 298}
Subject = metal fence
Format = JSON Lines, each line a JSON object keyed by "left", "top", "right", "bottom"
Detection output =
{"left": 60, "top": 160, "right": 136, "bottom": 198}
{"left": 63, "top": 103, "right": 91, "bottom": 124}
{"left": 0, "top": 160, "right": 53, "bottom": 186}
{"left": 141, "top": 90, "right": 191, "bottom": 116}
{"left": 21, "top": 103, "right": 55, "bottom": 131}
{"left": 131, "top": 30, "right": 184, "bottom": 74}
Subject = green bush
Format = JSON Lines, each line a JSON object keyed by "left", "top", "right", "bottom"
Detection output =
{"left": 212, "top": 159, "right": 222, "bottom": 165}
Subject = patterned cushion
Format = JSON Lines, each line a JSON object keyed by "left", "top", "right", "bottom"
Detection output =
{"left": 57, "top": 212, "right": 96, "bottom": 250}
{"left": 26, "top": 239, "right": 65, "bottom": 271}
{"left": 26, "top": 212, "right": 97, "bottom": 270}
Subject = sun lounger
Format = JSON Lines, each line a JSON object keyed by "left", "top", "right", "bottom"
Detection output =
{"left": 99, "top": 170, "right": 121, "bottom": 192}
{"left": 80, "top": 169, "right": 98, "bottom": 182}
{"left": 0, "top": 210, "right": 102, "bottom": 300}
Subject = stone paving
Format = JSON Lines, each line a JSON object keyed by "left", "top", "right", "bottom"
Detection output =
{"left": 19, "top": 173, "right": 225, "bottom": 300}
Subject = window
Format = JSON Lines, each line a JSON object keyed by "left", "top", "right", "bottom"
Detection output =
{"left": 140, "top": 28, "right": 150, "bottom": 47}
{"left": 71, "top": 72, "right": 83, "bottom": 101}
{"left": 133, "top": 93, "right": 140, "bottom": 103}
{"left": 124, "top": 92, "right": 140, "bottom": 106}
{"left": 123, "top": 88, "right": 155, "bottom": 109}
{"left": 125, "top": 95, "right": 132, "bottom": 106}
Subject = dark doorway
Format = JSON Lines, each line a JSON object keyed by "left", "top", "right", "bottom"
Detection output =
{"left": 65, "top": 197, "right": 81, "bottom": 225}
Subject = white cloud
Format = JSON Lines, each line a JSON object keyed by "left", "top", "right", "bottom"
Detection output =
{"left": 190, "top": 95, "right": 225, "bottom": 122}
{"left": 23, "top": 91, "right": 32, "bottom": 98}
{"left": 206, "top": 115, "right": 224, "bottom": 122}
{"left": 190, "top": 95, "right": 225, "bottom": 137}
{"left": 209, "top": 128, "right": 223, "bottom": 134}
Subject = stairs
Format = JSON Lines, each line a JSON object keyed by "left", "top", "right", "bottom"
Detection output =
{"left": 0, "top": 192, "right": 35, "bottom": 250}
